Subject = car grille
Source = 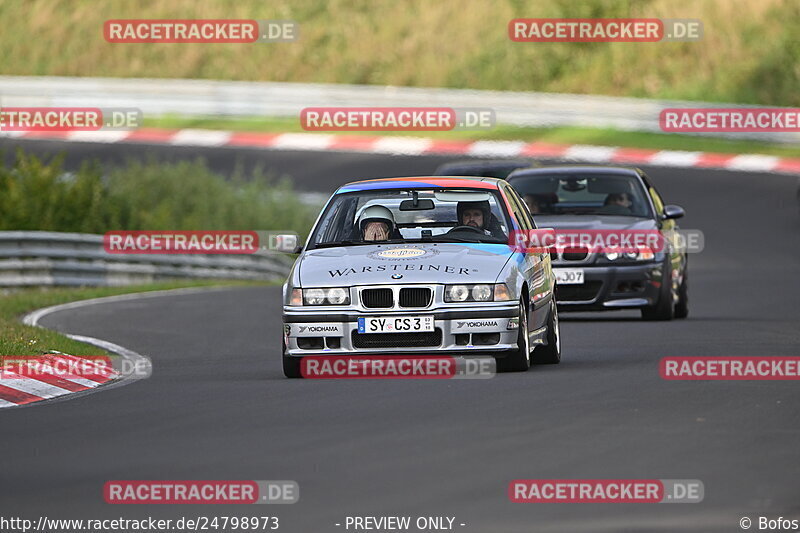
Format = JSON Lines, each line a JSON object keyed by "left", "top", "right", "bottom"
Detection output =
{"left": 561, "top": 247, "right": 589, "bottom": 261}
{"left": 361, "top": 288, "right": 393, "bottom": 308}
{"left": 399, "top": 288, "right": 431, "bottom": 308}
{"left": 556, "top": 281, "right": 602, "bottom": 302}
{"left": 352, "top": 329, "right": 442, "bottom": 349}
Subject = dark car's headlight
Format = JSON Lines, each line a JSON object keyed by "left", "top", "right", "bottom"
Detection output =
{"left": 444, "top": 283, "right": 512, "bottom": 302}
{"left": 291, "top": 287, "right": 351, "bottom": 305}
{"left": 603, "top": 248, "right": 655, "bottom": 262}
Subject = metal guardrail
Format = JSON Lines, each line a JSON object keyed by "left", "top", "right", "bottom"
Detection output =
{"left": 0, "top": 76, "right": 796, "bottom": 143}
{"left": 0, "top": 231, "right": 292, "bottom": 286}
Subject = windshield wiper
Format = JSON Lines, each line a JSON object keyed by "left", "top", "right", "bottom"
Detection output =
{"left": 313, "top": 239, "right": 407, "bottom": 249}
{"left": 430, "top": 236, "right": 506, "bottom": 244}
{"left": 313, "top": 240, "right": 370, "bottom": 248}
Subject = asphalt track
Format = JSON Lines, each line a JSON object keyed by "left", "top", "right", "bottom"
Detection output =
{"left": 2, "top": 138, "right": 800, "bottom": 532}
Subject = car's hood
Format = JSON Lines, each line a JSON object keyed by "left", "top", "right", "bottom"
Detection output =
{"left": 298, "top": 243, "right": 514, "bottom": 286}
{"left": 534, "top": 215, "right": 657, "bottom": 231}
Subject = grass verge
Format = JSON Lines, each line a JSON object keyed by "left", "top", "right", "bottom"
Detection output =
{"left": 146, "top": 115, "right": 800, "bottom": 158}
{"left": 0, "top": 280, "right": 272, "bottom": 358}
{"left": 4, "top": 0, "right": 798, "bottom": 106}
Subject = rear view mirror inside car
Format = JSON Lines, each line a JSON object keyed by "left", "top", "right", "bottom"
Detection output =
{"left": 399, "top": 198, "right": 435, "bottom": 210}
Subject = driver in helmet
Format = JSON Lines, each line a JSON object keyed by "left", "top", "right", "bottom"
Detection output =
{"left": 358, "top": 205, "right": 400, "bottom": 242}
{"left": 456, "top": 200, "right": 505, "bottom": 238}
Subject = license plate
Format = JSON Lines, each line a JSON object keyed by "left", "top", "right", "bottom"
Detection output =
{"left": 358, "top": 316, "right": 434, "bottom": 334}
{"left": 554, "top": 268, "right": 584, "bottom": 285}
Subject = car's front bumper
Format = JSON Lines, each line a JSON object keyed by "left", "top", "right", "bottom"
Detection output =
{"left": 282, "top": 304, "right": 521, "bottom": 357}
{"left": 554, "top": 262, "right": 664, "bottom": 311}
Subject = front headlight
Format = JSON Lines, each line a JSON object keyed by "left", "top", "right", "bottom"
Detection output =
{"left": 445, "top": 283, "right": 511, "bottom": 302}
{"left": 471, "top": 284, "right": 493, "bottom": 301}
{"left": 445, "top": 285, "right": 470, "bottom": 302}
{"left": 326, "top": 287, "right": 349, "bottom": 305}
{"left": 301, "top": 287, "right": 351, "bottom": 305}
{"left": 605, "top": 248, "right": 654, "bottom": 262}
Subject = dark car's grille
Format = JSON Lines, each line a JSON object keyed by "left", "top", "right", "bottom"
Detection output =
{"left": 361, "top": 288, "right": 393, "bottom": 308}
{"left": 399, "top": 288, "right": 431, "bottom": 308}
{"left": 555, "top": 281, "right": 602, "bottom": 302}
{"left": 352, "top": 329, "right": 442, "bottom": 349}
{"left": 561, "top": 247, "right": 589, "bottom": 261}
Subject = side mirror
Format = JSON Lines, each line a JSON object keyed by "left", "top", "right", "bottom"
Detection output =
{"left": 662, "top": 205, "right": 685, "bottom": 220}
{"left": 510, "top": 228, "right": 556, "bottom": 253}
{"left": 265, "top": 233, "right": 301, "bottom": 253}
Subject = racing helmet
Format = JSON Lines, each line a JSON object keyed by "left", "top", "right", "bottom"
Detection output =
{"left": 456, "top": 200, "right": 491, "bottom": 229}
{"left": 358, "top": 204, "right": 396, "bottom": 234}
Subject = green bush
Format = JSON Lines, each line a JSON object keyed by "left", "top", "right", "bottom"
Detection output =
{"left": 0, "top": 150, "right": 316, "bottom": 235}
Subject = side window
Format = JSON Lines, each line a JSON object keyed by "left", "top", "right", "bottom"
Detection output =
{"left": 649, "top": 186, "right": 665, "bottom": 217}
{"left": 503, "top": 186, "right": 533, "bottom": 230}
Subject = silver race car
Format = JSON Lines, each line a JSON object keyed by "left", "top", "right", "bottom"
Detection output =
{"left": 281, "top": 177, "right": 561, "bottom": 377}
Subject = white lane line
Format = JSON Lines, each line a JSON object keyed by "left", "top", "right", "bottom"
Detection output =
{"left": 370, "top": 137, "right": 432, "bottom": 155}
{"left": 169, "top": 129, "right": 233, "bottom": 146}
{"left": 66, "top": 130, "right": 132, "bottom": 143}
{"left": 649, "top": 150, "right": 702, "bottom": 167}
{"left": 271, "top": 133, "right": 334, "bottom": 150}
{"left": 563, "top": 145, "right": 619, "bottom": 162}
{"left": 726, "top": 154, "right": 780, "bottom": 172}
{"left": 466, "top": 140, "right": 527, "bottom": 157}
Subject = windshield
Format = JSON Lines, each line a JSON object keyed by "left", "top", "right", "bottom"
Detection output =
{"left": 508, "top": 174, "right": 653, "bottom": 217}
{"left": 309, "top": 188, "right": 511, "bottom": 248}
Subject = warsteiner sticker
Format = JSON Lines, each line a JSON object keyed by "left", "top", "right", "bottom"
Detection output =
{"left": 329, "top": 263, "right": 475, "bottom": 277}
{"left": 367, "top": 246, "right": 439, "bottom": 261}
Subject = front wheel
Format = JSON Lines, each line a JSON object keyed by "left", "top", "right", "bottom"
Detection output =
{"left": 674, "top": 266, "right": 689, "bottom": 319}
{"left": 641, "top": 261, "right": 674, "bottom": 321}
{"left": 495, "top": 300, "right": 531, "bottom": 372}
{"left": 532, "top": 299, "right": 561, "bottom": 364}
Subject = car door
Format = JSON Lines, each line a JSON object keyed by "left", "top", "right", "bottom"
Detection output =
{"left": 640, "top": 172, "right": 686, "bottom": 295}
{"left": 502, "top": 183, "right": 553, "bottom": 331}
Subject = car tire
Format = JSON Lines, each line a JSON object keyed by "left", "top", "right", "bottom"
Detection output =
{"left": 674, "top": 265, "right": 689, "bottom": 319}
{"left": 641, "top": 260, "right": 674, "bottom": 321}
{"left": 282, "top": 339, "right": 303, "bottom": 378}
{"left": 532, "top": 299, "right": 561, "bottom": 364}
{"left": 496, "top": 300, "right": 531, "bottom": 372}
